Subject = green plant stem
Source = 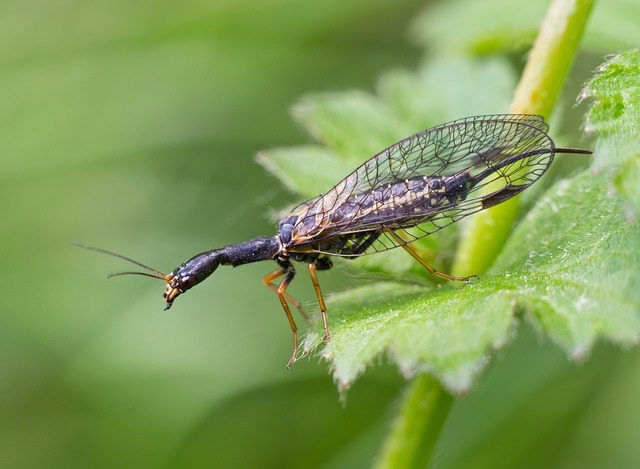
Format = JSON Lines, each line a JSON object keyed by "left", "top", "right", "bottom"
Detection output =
{"left": 374, "top": 1, "right": 594, "bottom": 467}
{"left": 373, "top": 374, "right": 453, "bottom": 469}
{"left": 452, "top": 0, "right": 594, "bottom": 277}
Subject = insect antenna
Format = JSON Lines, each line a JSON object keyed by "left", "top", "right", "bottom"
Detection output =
{"left": 71, "top": 242, "right": 169, "bottom": 281}
{"left": 106, "top": 270, "right": 168, "bottom": 280}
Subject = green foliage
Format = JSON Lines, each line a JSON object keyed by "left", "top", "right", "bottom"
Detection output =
{"left": 582, "top": 49, "right": 640, "bottom": 218}
{"left": 261, "top": 41, "right": 640, "bottom": 393}
{"left": 6, "top": 0, "right": 640, "bottom": 468}
{"left": 257, "top": 0, "right": 640, "bottom": 460}
{"left": 259, "top": 9, "right": 640, "bottom": 458}
{"left": 297, "top": 173, "right": 639, "bottom": 392}
{"left": 410, "top": 0, "right": 640, "bottom": 54}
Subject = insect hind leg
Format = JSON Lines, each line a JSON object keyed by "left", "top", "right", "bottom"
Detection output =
{"left": 384, "top": 228, "right": 477, "bottom": 282}
{"left": 351, "top": 230, "right": 382, "bottom": 255}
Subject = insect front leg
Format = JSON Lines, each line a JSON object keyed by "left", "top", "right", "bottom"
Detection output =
{"left": 263, "top": 265, "right": 300, "bottom": 369}
{"left": 263, "top": 267, "right": 310, "bottom": 323}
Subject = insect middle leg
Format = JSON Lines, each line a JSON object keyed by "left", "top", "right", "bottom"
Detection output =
{"left": 263, "top": 266, "right": 301, "bottom": 369}
{"left": 384, "top": 228, "right": 477, "bottom": 282}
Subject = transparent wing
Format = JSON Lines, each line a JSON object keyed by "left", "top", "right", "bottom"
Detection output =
{"left": 286, "top": 114, "right": 554, "bottom": 256}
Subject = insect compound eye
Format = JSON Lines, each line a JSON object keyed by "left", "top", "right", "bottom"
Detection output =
{"left": 278, "top": 215, "right": 298, "bottom": 244}
{"left": 178, "top": 275, "right": 197, "bottom": 292}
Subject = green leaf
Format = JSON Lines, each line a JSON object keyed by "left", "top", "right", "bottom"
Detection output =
{"left": 410, "top": 0, "right": 546, "bottom": 55}
{"left": 256, "top": 145, "right": 349, "bottom": 198}
{"left": 305, "top": 173, "right": 639, "bottom": 392}
{"left": 581, "top": 49, "right": 640, "bottom": 219}
{"left": 378, "top": 57, "right": 515, "bottom": 127}
{"left": 291, "top": 90, "right": 410, "bottom": 164}
{"left": 306, "top": 280, "right": 516, "bottom": 394}
{"left": 493, "top": 173, "right": 640, "bottom": 353}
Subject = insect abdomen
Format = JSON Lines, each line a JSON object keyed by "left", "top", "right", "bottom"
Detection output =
{"left": 332, "top": 172, "right": 473, "bottom": 226}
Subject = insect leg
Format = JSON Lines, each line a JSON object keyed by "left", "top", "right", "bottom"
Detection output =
{"left": 350, "top": 230, "right": 382, "bottom": 255}
{"left": 390, "top": 229, "right": 438, "bottom": 261}
{"left": 263, "top": 268, "right": 310, "bottom": 323}
{"left": 384, "top": 228, "right": 477, "bottom": 282}
{"left": 267, "top": 267, "right": 300, "bottom": 369}
{"left": 308, "top": 263, "right": 331, "bottom": 342}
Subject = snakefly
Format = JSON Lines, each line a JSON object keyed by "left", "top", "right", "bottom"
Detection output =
{"left": 77, "top": 114, "right": 591, "bottom": 368}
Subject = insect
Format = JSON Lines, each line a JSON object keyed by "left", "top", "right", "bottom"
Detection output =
{"left": 78, "top": 114, "right": 591, "bottom": 368}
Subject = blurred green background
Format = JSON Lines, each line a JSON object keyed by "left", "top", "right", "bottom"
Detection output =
{"left": 2, "top": 0, "right": 639, "bottom": 468}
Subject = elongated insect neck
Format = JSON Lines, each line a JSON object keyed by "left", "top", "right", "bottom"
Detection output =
{"left": 175, "top": 236, "right": 280, "bottom": 282}
{"left": 220, "top": 236, "right": 281, "bottom": 267}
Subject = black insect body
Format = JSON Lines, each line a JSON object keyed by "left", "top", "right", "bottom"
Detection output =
{"left": 78, "top": 114, "right": 591, "bottom": 367}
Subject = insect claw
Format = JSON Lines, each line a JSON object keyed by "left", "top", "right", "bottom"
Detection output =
{"left": 286, "top": 355, "right": 297, "bottom": 370}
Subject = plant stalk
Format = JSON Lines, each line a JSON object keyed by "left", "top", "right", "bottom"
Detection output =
{"left": 452, "top": 0, "right": 594, "bottom": 278}
{"left": 373, "top": 374, "right": 453, "bottom": 469}
{"left": 375, "top": 1, "right": 594, "bottom": 467}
